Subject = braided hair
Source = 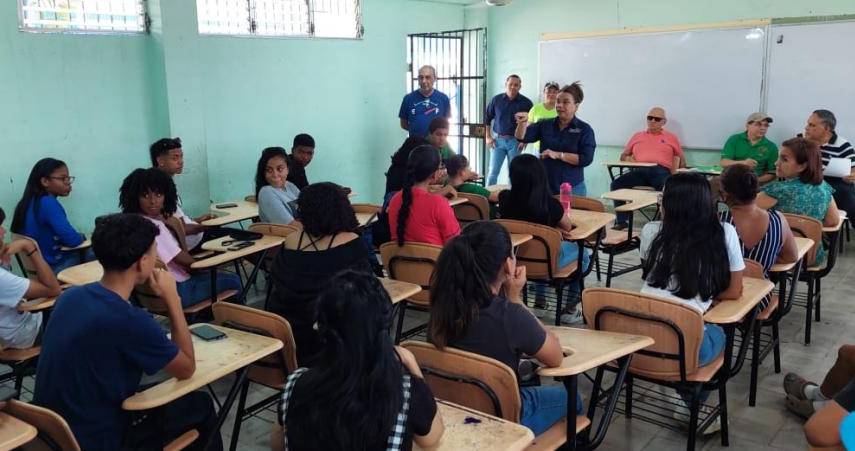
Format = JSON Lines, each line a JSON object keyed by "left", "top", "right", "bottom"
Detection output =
{"left": 396, "top": 145, "right": 441, "bottom": 246}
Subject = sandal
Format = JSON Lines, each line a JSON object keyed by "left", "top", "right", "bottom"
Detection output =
{"left": 785, "top": 394, "right": 816, "bottom": 419}
{"left": 783, "top": 372, "right": 817, "bottom": 400}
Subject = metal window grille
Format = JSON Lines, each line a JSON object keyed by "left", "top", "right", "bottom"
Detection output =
{"left": 18, "top": 0, "right": 148, "bottom": 34}
{"left": 197, "top": 0, "right": 361, "bottom": 39}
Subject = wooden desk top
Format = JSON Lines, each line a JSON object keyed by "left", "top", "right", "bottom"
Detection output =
{"left": 486, "top": 184, "right": 510, "bottom": 193}
{"left": 0, "top": 412, "right": 37, "bottom": 450}
{"left": 538, "top": 327, "right": 654, "bottom": 377}
{"left": 448, "top": 197, "right": 468, "bottom": 207}
{"left": 202, "top": 200, "right": 259, "bottom": 227}
{"left": 823, "top": 215, "right": 845, "bottom": 233}
{"left": 61, "top": 238, "right": 91, "bottom": 252}
{"left": 601, "top": 189, "right": 660, "bottom": 212}
{"left": 678, "top": 167, "right": 721, "bottom": 176}
{"left": 605, "top": 161, "right": 657, "bottom": 168}
{"left": 17, "top": 297, "right": 56, "bottom": 312}
{"left": 192, "top": 235, "right": 285, "bottom": 269}
{"left": 413, "top": 400, "right": 534, "bottom": 451}
{"left": 57, "top": 260, "right": 103, "bottom": 286}
{"left": 380, "top": 277, "right": 421, "bottom": 305}
{"left": 703, "top": 277, "right": 774, "bottom": 324}
{"left": 770, "top": 237, "right": 814, "bottom": 273}
{"left": 356, "top": 212, "right": 378, "bottom": 228}
{"left": 510, "top": 233, "right": 533, "bottom": 247}
{"left": 563, "top": 209, "right": 615, "bottom": 241}
{"left": 123, "top": 324, "right": 282, "bottom": 411}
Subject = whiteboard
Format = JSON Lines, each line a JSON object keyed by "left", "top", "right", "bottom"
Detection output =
{"left": 766, "top": 21, "right": 855, "bottom": 144}
{"left": 539, "top": 27, "right": 768, "bottom": 148}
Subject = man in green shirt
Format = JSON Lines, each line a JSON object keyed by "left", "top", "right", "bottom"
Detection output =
{"left": 527, "top": 81, "right": 560, "bottom": 152}
{"left": 720, "top": 112, "right": 778, "bottom": 184}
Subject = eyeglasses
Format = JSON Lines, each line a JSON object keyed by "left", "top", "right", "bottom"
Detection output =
{"left": 647, "top": 116, "right": 665, "bottom": 122}
{"left": 49, "top": 176, "right": 75, "bottom": 184}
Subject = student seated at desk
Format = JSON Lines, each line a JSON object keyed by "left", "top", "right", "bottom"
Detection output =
{"left": 267, "top": 182, "right": 375, "bottom": 365}
{"left": 120, "top": 168, "right": 242, "bottom": 309}
{"left": 720, "top": 113, "right": 778, "bottom": 184}
{"left": 286, "top": 133, "right": 315, "bottom": 190}
{"left": 498, "top": 154, "right": 590, "bottom": 323}
{"left": 640, "top": 173, "right": 744, "bottom": 431}
{"left": 10, "top": 158, "right": 93, "bottom": 273}
{"left": 429, "top": 221, "right": 574, "bottom": 436}
{"left": 757, "top": 137, "right": 841, "bottom": 264}
{"left": 255, "top": 147, "right": 301, "bottom": 225}
{"left": 150, "top": 137, "right": 214, "bottom": 250}
{"left": 445, "top": 155, "right": 498, "bottom": 203}
{"left": 33, "top": 213, "right": 221, "bottom": 451}
{"left": 275, "top": 270, "right": 443, "bottom": 451}
{"left": 387, "top": 145, "right": 460, "bottom": 246}
{"left": 427, "top": 117, "right": 454, "bottom": 162}
{"left": 0, "top": 206, "right": 61, "bottom": 349}
{"left": 719, "top": 165, "right": 798, "bottom": 309}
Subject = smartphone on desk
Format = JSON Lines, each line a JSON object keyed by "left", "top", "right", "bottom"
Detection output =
{"left": 215, "top": 203, "right": 238, "bottom": 209}
{"left": 191, "top": 324, "right": 227, "bottom": 341}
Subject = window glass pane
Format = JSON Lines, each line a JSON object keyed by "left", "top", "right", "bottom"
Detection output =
{"left": 19, "top": 0, "right": 146, "bottom": 33}
{"left": 197, "top": 0, "right": 251, "bottom": 35}
{"left": 312, "top": 0, "right": 360, "bottom": 39}
{"left": 253, "top": 0, "right": 309, "bottom": 37}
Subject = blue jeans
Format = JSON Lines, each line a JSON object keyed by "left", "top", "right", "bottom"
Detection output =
{"left": 488, "top": 135, "right": 522, "bottom": 186}
{"left": 534, "top": 242, "right": 591, "bottom": 302}
{"left": 49, "top": 248, "right": 96, "bottom": 273}
{"left": 520, "top": 385, "right": 582, "bottom": 436}
{"left": 678, "top": 324, "right": 726, "bottom": 403}
{"left": 609, "top": 166, "right": 669, "bottom": 223}
{"left": 176, "top": 272, "right": 243, "bottom": 308}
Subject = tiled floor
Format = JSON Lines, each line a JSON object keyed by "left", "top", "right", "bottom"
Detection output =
{"left": 8, "top": 226, "right": 854, "bottom": 450}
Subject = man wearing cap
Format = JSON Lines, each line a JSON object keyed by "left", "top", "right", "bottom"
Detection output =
{"left": 287, "top": 133, "right": 315, "bottom": 190}
{"left": 720, "top": 113, "right": 778, "bottom": 184}
{"left": 398, "top": 65, "right": 451, "bottom": 137}
{"left": 485, "top": 74, "right": 534, "bottom": 186}
{"left": 610, "top": 107, "right": 684, "bottom": 230}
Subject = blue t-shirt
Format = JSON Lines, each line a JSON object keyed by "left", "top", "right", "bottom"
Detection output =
{"left": 21, "top": 195, "right": 84, "bottom": 265}
{"left": 485, "top": 93, "right": 533, "bottom": 136}
{"left": 521, "top": 116, "right": 597, "bottom": 193}
{"left": 398, "top": 89, "right": 451, "bottom": 137}
{"left": 34, "top": 283, "right": 178, "bottom": 451}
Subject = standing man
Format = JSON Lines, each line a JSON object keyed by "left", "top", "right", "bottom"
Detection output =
{"left": 398, "top": 65, "right": 451, "bottom": 137}
{"left": 611, "top": 107, "right": 684, "bottom": 230}
{"left": 485, "top": 75, "right": 533, "bottom": 186}
{"left": 287, "top": 133, "right": 315, "bottom": 190}
{"left": 720, "top": 113, "right": 778, "bottom": 184}
{"left": 803, "top": 109, "right": 855, "bottom": 220}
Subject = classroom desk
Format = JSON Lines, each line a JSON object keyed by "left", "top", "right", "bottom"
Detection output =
{"left": 193, "top": 235, "right": 286, "bottom": 304}
{"left": 356, "top": 212, "right": 378, "bottom": 228}
{"left": 448, "top": 197, "right": 468, "bottom": 207}
{"left": 538, "top": 327, "right": 654, "bottom": 450}
{"left": 413, "top": 400, "right": 534, "bottom": 451}
{"left": 60, "top": 238, "right": 91, "bottom": 252}
{"left": 0, "top": 412, "right": 37, "bottom": 449}
{"left": 510, "top": 233, "right": 533, "bottom": 248}
{"left": 57, "top": 260, "right": 103, "bottom": 286}
{"left": 486, "top": 184, "right": 510, "bottom": 193}
{"left": 17, "top": 296, "right": 56, "bottom": 312}
{"left": 380, "top": 277, "right": 421, "bottom": 304}
{"left": 677, "top": 167, "right": 721, "bottom": 177}
{"left": 202, "top": 200, "right": 259, "bottom": 227}
{"left": 769, "top": 237, "right": 815, "bottom": 318}
{"left": 604, "top": 161, "right": 657, "bottom": 181}
{"left": 562, "top": 209, "right": 615, "bottom": 242}
{"left": 601, "top": 189, "right": 659, "bottom": 241}
{"left": 123, "top": 324, "right": 282, "bottom": 449}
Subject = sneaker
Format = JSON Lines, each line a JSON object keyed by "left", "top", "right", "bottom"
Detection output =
{"left": 560, "top": 309, "right": 584, "bottom": 325}
{"left": 612, "top": 222, "right": 629, "bottom": 231}
{"left": 534, "top": 294, "right": 548, "bottom": 309}
{"left": 783, "top": 372, "right": 815, "bottom": 400}
{"left": 785, "top": 394, "right": 816, "bottom": 419}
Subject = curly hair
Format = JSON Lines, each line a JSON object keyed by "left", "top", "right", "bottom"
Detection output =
{"left": 119, "top": 168, "right": 178, "bottom": 216}
{"left": 298, "top": 182, "right": 359, "bottom": 237}
{"left": 255, "top": 147, "right": 289, "bottom": 199}
{"left": 149, "top": 137, "right": 182, "bottom": 167}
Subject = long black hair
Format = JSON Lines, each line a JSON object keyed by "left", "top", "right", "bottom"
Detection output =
{"left": 298, "top": 182, "right": 359, "bottom": 237}
{"left": 642, "top": 173, "right": 731, "bottom": 300}
{"left": 254, "top": 147, "right": 289, "bottom": 199}
{"left": 385, "top": 136, "right": 429, "bottom": 195}
{"left": 396, "top": 145, "right": 441, "bottom": 246}
{"left": 118, "top": 168, "right": 178, "bottom": 216}
{"left": 505, "top": 154, "right": 553, "bottom": 224}
{"left": 429, "top": 221, "right": 512, "bottom": 348}
{"left": 11, "top": 158, "right": 68, "bottom": 233}
{"left": 286, "top": 270, "right": 403, "bottom": 450}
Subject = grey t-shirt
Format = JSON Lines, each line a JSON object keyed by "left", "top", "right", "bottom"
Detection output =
{"left": 0, "top": 266, "right": 42, "bottom": 349}
{"left": 258, "top": 183, "right": 300, "bottom": 224}
{"left": 446, "top": 296, "right": 546, "bottom": 378}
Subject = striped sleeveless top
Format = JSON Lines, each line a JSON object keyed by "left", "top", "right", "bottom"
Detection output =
{"left": 720, "top": 209, "right": 784, "bottom": 309}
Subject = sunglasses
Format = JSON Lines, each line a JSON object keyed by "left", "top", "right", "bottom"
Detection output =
{"left": 647, "top": 116, "right": 665, "bottom": 122}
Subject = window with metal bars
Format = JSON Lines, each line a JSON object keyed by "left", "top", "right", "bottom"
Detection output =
{"left": 197, "top": 0, "right": 362, "bottom": 39}
{"left": 18, "top": 0, "right": 148, "bottom": 34}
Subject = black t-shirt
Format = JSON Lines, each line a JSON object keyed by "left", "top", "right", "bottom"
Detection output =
{"left": 835, "top": 379, "right": 855, "bottom": 412}
{"left": 286, "top": 369, "right": 436, "bottom": 451}
{"left": 286, "top": 155, "right": 309, "bottom": 190}
{"left": 497, "top": 190, "right": 564, "bottom": 227}
{"left": 445, "top": 296, "right": 547, "bottom": 378}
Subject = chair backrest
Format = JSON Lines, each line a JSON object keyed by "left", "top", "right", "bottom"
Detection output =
{"left": 782, "top": 213, "right": 822, "bottom": 267}
{"left": 582, "top": 287, "right": 704, "bottom": 380}
{"left": 453, "top": 192, "right": 489, "bottom": 224}
{"left": 5, "top": 399, "right": 81, "bottom": 451}
{"left": 401, "top": 341, "right": 522, "bottom": 422}
{"left": 212, "top": 303, "right": 298, "bottom": 389}
{"left": 351, "top": 203, "right": 382, "bottom": 215}
{"left": 244, "top": 195, "right": 257, "bottom": 203}
{"left": 743, "top": 258, "right": 764, "bottom": 279}
{"left": 163, "top": 215, "right": 189, "bottom": 253}
{"left": 10, "top": 234, "right": 39, "bottom": 279}
{"left": 494, "top": 219, "right": 562, "bottom": 279}
{"left": 379, "top": 242, "right": 442, "bottom": 305}
{"left": 248, "top": 222, "right": 302, "bottom": 237}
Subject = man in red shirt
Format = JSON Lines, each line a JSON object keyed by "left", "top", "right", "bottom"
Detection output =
{"left": 611, "top": 107, "right": 684, "bottom": 230}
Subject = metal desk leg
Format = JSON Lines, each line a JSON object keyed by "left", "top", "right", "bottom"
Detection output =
{"left": 587, "top": 356, "right": 632, "bottom": 450}
{"left": 564, "top": 374, "right": 579, "bottom": 451}
{"left": 206, "top": 367, "right": 250, "bottom": 450}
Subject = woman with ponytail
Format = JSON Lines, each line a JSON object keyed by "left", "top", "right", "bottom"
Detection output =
{"left": 429, "top": 221, "right": 576, "bottom": 436}
{"left": 276, "top": 270, "right": 443, "bottom": 451}
{"left": 386, "top": 145, "right": 460, "bottom": 246}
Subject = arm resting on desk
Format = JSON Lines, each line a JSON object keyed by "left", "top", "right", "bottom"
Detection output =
{"left": 777, "top": 212, "right": 799, "bottom": 264}
{"left": 824, "top": 199, "right": 842, "bottom": 228}
{"left": 149, "top": 270, "right": 196, "bottom": 380}
{"left": 717, "top": 270, "right": 744, "bottom": 301}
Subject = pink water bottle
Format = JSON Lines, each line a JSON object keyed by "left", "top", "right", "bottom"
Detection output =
{"left": 559, "top": 182, "right": 572, "bottom": 213}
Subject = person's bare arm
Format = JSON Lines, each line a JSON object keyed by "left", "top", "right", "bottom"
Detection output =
{"left": 824, "top": 199, "right": 842, "bottom": 227}
{"left": 502, "top": 266, "right": 527, "bottom": 304}
{"left": 557, "top": 213, "right": 574, "bottom": 233}
{"left": 804, "top": 400, "right": 847, "bottom": 447}
{"left": 149, "top": 269, "right": 196, "bottom": 379}
{"left": 399, "top": 118, "right": 409, "bottom": 131}
{"left": 717, "top": 270, "right": 744, "bottom": 300}
{"left": 776, "top": 212, "right": 799, "bottom": 263}
{"left": 533, "top": 328, "right": 564, "bottom": 368}
{"left": 485, "top": 120, "right": 495, "bottom": 148}
{"left": 488, "top": 191, "right": 500, "bottom": 203}
{"left": 755, "top": 192, "right": 778, "bottom": 210}
{"left": 671, "top": 155, "right": 681, "bottom": 174}
{"left": 1, "top": 241, "right": 61, "bottom": 298}
{"left": 757, "top": 173, "right": 775, "bottom": 184}
{"left": 396, "top": 347, "right": 445, "bottom": 448}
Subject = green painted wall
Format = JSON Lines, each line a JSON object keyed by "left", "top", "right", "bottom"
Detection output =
{"left": 465, "top": 0, "right": 855, "bottom": 196}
